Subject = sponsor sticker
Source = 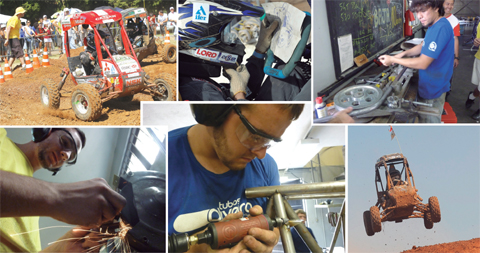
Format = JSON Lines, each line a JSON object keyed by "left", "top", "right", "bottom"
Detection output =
{"left": 193, "top": 3, "right": 209, "bottom": 23}
{"left": 192, "top": 49, "right": 238, "bottom": 64}
{"left": 125, "top": 77, "right": 142, "bottom": 86}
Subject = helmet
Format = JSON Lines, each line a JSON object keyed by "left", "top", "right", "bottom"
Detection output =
{"left": 178, "top": 0, "right": 264, "bottom": 70}
{"left": 86, "top": 30, "right": 108, "bottom": 51}
{"left": 389, "top": 165, "right": 400, "bottom": 177}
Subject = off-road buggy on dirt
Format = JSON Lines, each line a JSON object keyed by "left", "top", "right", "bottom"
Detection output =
{"left": 121, "top": 7, "right": 176, "bottom": 63}
{"left": 363, "top": 153, "right": 441, "bottom": 236}
{"left": 40, "top": 9, "right": 175, "bottom": 121}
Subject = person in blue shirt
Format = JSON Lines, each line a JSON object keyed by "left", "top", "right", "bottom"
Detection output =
{"left": 168, "top": 104, "right": 304, "bottom": 253}
{"left": 379, "top": 0, "right": 454, "bottom": 123}
{"left": 290, "top": 209, "right": 317, "bottom": 253}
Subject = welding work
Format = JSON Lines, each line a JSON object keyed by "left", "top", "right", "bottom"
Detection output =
{"left": 363, "top": 153, "right": 441, "bottom": 236}
{"left": 0, "top": 128, "right": 166, "bottom": 253}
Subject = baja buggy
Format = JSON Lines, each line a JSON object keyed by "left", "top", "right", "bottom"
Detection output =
{"left": 40, "top": 9, "right": 175, "bottom": 121}
{"left": 363, "top": 153, "right": 441, "bottom": 236}
{"left": 121, "top": 7, "right": 176, "bottom": 63}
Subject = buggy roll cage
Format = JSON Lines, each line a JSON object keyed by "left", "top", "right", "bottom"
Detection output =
{"left": 374, "top": 153, "right": 416, "bottom": 199}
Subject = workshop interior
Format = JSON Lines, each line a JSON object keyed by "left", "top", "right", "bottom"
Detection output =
{"left": 4, "top": 127, "right": 167, "bottom": 252}
{"left": 313, "top": 0, "right": 480, "bottom": 123}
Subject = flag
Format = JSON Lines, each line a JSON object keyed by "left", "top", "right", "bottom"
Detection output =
{"left": 389, "top": 125, "right": 395, "bottom": 140}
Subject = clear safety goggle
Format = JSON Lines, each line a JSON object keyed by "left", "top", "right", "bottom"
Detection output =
{"left": 234, "top": 105, "right": 282, "bottom": 152}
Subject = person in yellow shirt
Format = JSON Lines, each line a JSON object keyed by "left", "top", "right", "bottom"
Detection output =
{"left": 4, "top": 7, "right": 27, "bottom": 70}
{"left": 0, "top": 128, "right": 126, "bottom": 252}
{"left": 465, "top": 23, "right": 480, "bottom": 120}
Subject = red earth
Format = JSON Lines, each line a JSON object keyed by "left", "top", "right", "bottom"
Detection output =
{"left": 401, "top": 238, "right": 480, "bottom": 253}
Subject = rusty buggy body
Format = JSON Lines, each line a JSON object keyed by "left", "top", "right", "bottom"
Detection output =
{"left": 363, "top": 153, "right": 441, "bottom": 236}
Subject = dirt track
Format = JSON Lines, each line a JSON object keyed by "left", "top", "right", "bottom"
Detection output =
{"left": 0, "top": 48, "right": 176, "bottom": 126}
{"left": 401, "top": 238, "right": 480, "bottom": 253}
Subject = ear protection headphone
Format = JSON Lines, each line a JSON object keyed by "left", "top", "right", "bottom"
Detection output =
{"left": 190, "top": 104, "right": 236, "bottom": 127}
{"left": 31, "top": 128, "right": 79, "bottom": 176}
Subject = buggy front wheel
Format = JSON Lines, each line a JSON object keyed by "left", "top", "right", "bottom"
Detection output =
{"left": 71, "top": 84, "right": 102, "bottom": 121}
{"left": 363, "top": 211, "right": 374, "bottom": 236}
{"left": 370, "top": 206, "right": 382, "bottom": 233}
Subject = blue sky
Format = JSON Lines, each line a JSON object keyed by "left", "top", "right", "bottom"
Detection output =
{"left": 347, "top": 125, "right": 480, "bottom": 253}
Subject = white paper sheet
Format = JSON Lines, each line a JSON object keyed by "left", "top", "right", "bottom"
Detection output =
{"left": 262, "top": 2, "right": 305, "bottom": 63}
{"left": 338, "top": 34, "right": 353, "bottom": 73}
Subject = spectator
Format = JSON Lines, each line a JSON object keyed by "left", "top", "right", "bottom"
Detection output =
{"left": 42, "top": 15, "right": 51, "bottom": 28}
{"left": 4, "top": 7, "right": 27, "bottom": 70}
{"left": 19, "top": 22, "right": 25, "bottom": 50}
{"left": 43, "top": 23, "right": 53, "bottom": 54}
{"left": 465, "top": 23, "right": 480, "bottom": 120}
{"left": 35, "top": 22, "right": 46, "bottom": 52}
{"left": 149, "top": 13, "right": 156, "bottom": 36}
{"left": 0, "top": 24, "right": 6, "bottom": 61}
{"left": 167, "top": 6, "right": 177, "bottom": 35}
{"left": 23, "top": 20, "right": 36, "bottom": 55}
{"left": 157, "top": 10, "right": 167, "bottom": 36}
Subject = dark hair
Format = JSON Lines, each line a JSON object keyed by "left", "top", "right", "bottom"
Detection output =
{"left": 241, "top": 104, "right": 305, "bottom": 121}
{"left": 410, "top": 0, "right": 445, "bottom": 16}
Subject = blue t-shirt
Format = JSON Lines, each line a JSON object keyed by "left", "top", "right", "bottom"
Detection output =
{"left": 419, "top": 18, "right": 454, "bottom": 99}
{"left": 168, "top": 126, "right": 280, "bottom": 235}
{"left": 291, "top": 226, "right": 316, "bottom": 253}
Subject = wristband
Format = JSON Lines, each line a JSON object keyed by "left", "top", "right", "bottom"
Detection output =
{"left": 454, "top": 56, "right": 459, "bottom": 60}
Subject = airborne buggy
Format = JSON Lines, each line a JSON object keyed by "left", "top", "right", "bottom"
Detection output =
{"left": 363, "top": 153, "right": 441, "bottom": 236}
{"left": 40, "top": 9, "right": 175, "bottom": 121}
{"left": 121, "top": 7, "right": 176, "bottom": 63}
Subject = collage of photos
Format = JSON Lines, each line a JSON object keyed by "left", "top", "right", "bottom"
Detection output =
{"left": 0, "top": 0, "right": 479, "bottom": 253}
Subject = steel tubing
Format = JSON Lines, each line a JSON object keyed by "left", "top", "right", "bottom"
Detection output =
{"left": 245, "top": 181, "right": 345, "bottom": 199}
{"left": 285, "top": 192, "right": 345, "bottom": 200}
{"left": 273, "top": 193, "right": 296, "bottom": 253}
{"left": 283, "top": 199, "right": 323, "bottom": 253}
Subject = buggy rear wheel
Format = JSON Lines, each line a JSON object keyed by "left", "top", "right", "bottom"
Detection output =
{"left": 363, "top": 211, "right": 374, "bottom": 236}
{"left": 152, "top": 73, "right": 175, "bottom": 101}
{"left": 71, "top": 84, "right": 102, "bottom": 121}
{"left": 424, "top": 211, "right": 433, "bottom": 229}
{"left": 163, "top": 44, "right": 176, "bottom": 63}
{"left": 40, "top": 80, "right": 60, "bottom": 109}
{"left": 370, "top": 206, "right": 382, "bottom": 233}
{"left": 429, "top": 196, "right": 441, "bottom": 223}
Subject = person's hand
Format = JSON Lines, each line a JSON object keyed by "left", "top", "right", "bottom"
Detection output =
{"left": 51, "top": 178, "right": 126, "bottom": 228}
{"left": 4, "top": 39, "right": 8, "bottom": 47}
{"left": 454, "top": 58, "right": 459, "bottom": 68}
{"left": 329, "top": 107, "right": 355, "bottom": 123}
{"left": 241, "top": 205, "right": 279, "bottom": 253}
{"left": 255, "top": 14, "right": 280, "bottom": 54}
{"left": 474, "top": 38, "right": 480, "bottom": 47}
{"left": 40, "top": 226, "right": 92, "bottom": 252}
{"left": 378, "top": 55, "right": 395, "bottom": 66}
{"left": 226, "top": 65, "right": 250, "bottom": 99}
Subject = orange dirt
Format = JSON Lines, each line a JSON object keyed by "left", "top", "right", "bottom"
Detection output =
{"left": 401, "top": 238, "right": 480, "bottom": 253}
{"left": 0, "top": 47, "right": 176, "bottom": 125}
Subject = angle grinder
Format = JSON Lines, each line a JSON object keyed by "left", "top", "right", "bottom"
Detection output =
{"left": 168, "top": 214, "right": 301, "bottom": 252}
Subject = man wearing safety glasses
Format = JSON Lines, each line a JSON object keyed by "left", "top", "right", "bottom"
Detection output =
{"left": 168, "top": 104, "right": 304, "bottom": 253}
{"left": 0, "top": 128, "right": 126, "bottom": 252}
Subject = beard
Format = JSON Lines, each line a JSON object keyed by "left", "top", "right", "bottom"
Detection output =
{"left": 212, "top": 126, "right": 248, "bottom": 171}
{"left": 37, "top": 143, "right": 62, "bottom": 170}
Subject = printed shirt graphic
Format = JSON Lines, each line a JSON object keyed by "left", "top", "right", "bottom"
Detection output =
{"left": 168, "top": 126, "right": 280, "bottom": 235}
{"left": 419, "top": 18, "right": 454, "bottom": 99}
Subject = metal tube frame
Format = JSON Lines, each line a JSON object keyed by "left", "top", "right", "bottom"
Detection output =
{"left": 246, "top": 182, "right": 346, "bottom": 253}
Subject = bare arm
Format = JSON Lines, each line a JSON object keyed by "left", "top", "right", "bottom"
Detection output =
{"left": 0, "top": 170, "right": 126, "bottom": 228}
{"left": 4, "top": 25, "right": 11, "bottom": 46}
{"left": 454, "top": 36, "right": 459, "bottom": 68}
{"left": 398, "top": 42, "right": 423, "bottom": 58}
{"left": 380, "top": 54, "right": 434, "bottom": 70}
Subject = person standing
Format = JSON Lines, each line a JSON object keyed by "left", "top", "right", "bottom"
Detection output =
{"left": 4, "top": 7, "right": 27, "bottom": 70}
{"left": 0, "top": 24, "right": 6, "bottom": 62}
{"left": 290, "top": 209, "right": 317, "bottom": 253}
{"left": 379, "top": 0, "right": 454, "bottom": 123}
{"left": 157, "top": 10, "right": 167, "bottom": 36}
{"left": 465, "top": 23, "right": 480, "bottom": 120}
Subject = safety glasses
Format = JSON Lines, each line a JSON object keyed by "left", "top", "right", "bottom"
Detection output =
{"left": 57, "top": 130, "right": 78, "bottom": 165}
{"left": 233, "top": 105, "right": 281, "bottom": 151}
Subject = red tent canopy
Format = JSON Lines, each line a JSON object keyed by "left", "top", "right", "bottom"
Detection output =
{"left": 61, "top": 9, "right": 122, "bottom": 31}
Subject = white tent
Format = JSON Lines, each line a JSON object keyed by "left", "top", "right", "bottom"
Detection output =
{"left": 0, "top": 14, "right": 27, "bottom": 25}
